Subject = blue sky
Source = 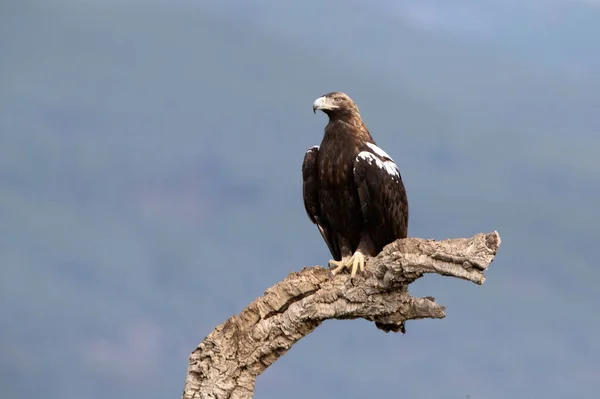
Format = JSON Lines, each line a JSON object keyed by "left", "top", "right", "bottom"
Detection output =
{"left": 1, "top": 1, "right": 599, "bottom": 398}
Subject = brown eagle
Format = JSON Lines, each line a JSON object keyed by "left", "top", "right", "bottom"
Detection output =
{"left": 302, "top": 92, "right": 409, "bottom": 277}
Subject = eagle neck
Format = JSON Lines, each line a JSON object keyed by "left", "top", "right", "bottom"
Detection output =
{"left": 323, "top": 116, "right": 373, "bottom": 145}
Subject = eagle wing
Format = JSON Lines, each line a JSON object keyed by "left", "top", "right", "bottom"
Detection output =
{"left": 302, "top": 146, "right": 341, "bottom": 260}
{"left": 353, "top": 142, "right": 409, "bottom": 250}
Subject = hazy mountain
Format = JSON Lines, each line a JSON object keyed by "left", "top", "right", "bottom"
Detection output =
{"left": 203, "top": 0, "right": 600, "bottom": 73}
{"left": 1, "top": 1, "right": 599, "bottom": 399}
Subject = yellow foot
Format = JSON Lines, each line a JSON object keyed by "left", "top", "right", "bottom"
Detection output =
{"left": 328, "top": 252, "right": 366, "bottom": 278}
{"left": 348, "top": 252, "right": 366, "bottom": 278}
{"left": 329, "top": 257, "right": 349, "bottom": 276}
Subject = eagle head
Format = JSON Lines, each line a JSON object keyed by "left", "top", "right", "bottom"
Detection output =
{"left": 312, "top": 92, "right": 359, "bottom": 116}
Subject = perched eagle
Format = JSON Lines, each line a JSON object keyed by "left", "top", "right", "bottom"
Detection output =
{"left": 302, "top": 92, "right": 409, "bottom": 278}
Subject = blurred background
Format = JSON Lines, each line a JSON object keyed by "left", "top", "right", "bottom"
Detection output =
{"left": 1, "top": 1, "right": 599, "bottom": 398}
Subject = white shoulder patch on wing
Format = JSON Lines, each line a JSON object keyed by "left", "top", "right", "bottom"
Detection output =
{"left": 309, "top": 145, "right": 319, "bottom": 151}
{"left": 366, "top": 142, "right": 394, "bottom": 161}
{"left": 356, "top": 151, "right": 400, "bottom": 178}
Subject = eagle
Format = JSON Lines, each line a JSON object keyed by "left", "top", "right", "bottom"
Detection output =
{"left": 302, "top": 92, "right": 409, "bottom": 278}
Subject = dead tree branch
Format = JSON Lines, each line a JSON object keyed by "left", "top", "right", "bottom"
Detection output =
{"left": 182, "top": 231, "right": 501, "bottom": 399}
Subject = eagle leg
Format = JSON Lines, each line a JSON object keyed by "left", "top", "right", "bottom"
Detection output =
{"left": 329, "top": 257, "right": 350, "bottom": 275}
{"left": 348, "top": 251, "right": 366, "bottom": 278}
{"left": 328, "top": 251, "right": 366, "bottom": 278}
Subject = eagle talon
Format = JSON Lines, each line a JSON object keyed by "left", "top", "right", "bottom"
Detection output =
{"left": 329, "top": 264, "right": 346, "bottom": 276}
{"left": 348, "top": 252, "right": 366, "bottom": 278}
{"left": 327, "top": 252, "right": 366, "bottom": 278}
{"left": 328, "top": 257, "right": 348, "bottom": 276}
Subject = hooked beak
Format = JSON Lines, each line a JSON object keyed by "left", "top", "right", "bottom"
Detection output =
{"left": 312, "top": 96, "right": 335, "bottom": 113}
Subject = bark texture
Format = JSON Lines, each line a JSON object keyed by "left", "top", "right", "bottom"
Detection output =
{"left": 183, "top": 231, "right": 501, "bottom": 399}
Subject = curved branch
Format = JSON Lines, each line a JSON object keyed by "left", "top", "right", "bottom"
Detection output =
{"left": 182, "top": 231, "right": 501, "bottom": 399}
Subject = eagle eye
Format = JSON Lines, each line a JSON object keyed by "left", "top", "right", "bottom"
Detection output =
{"left": 334, "top": 97, "right": 342, "bottom": 102}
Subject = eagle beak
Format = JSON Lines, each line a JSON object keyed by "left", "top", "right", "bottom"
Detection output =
{"left": 312, "top": 96, "right": 329, "bottom": 113}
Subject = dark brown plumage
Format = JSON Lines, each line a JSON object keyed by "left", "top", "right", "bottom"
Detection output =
{"left": 302, "top": 92, "right": 409, "bottom": 278}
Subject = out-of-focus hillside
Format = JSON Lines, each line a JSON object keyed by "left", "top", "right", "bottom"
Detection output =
{"left": 1, "top": 2, "right": 599, "bottom": 399}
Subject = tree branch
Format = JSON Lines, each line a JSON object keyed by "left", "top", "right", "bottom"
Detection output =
{"left": 182, "top": 231, "right": 501, "bottom": 399}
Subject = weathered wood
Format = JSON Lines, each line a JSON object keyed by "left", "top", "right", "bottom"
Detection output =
{"left": 182, "top": 231, "right": 501, "bottom": 399}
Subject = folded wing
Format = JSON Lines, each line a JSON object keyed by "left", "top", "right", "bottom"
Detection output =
{"left": 353, "top": 143, "right": 409, "bottom": 253}
{"left": 302, "top": 146, "right": 341, "bottom": 260}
